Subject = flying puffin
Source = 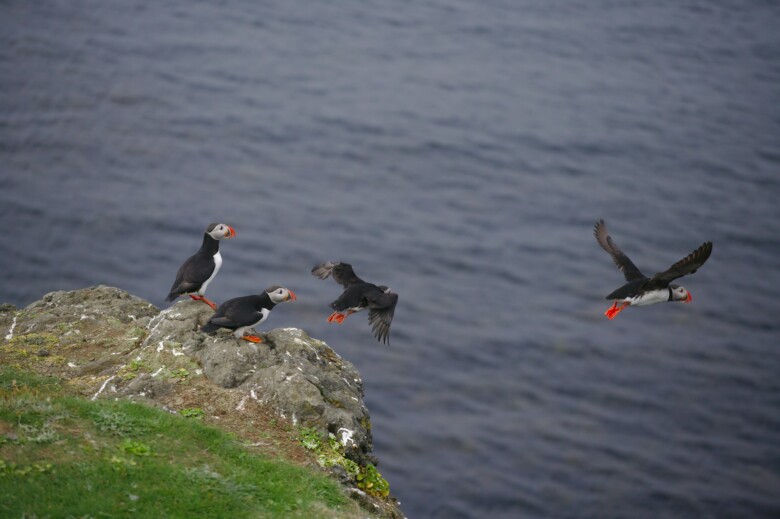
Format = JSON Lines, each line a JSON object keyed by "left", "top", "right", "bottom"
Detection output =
{"left": 200, "top": 285, "right": 297, "bottom": 343}
{"left": 165, "top": 222, "right": 236, "bottom": 310}
{"left": 311, "top": 262, "right": 398, "bottom": 344}
{"left": 594, "top": 219, "right": 712, "bottom": 320}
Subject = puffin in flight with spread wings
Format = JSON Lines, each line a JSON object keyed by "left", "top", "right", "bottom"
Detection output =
{"left": 165, "top": 222, "right": 236, "bottom": 310}
{"left": 594, "top": 219, "right": 712, "bottom": 320}
{"left": 200, "top": 285, "right": 297, "bottom": 343}
{"left": 311, "top": 262, "right": 398, "bottom": 344}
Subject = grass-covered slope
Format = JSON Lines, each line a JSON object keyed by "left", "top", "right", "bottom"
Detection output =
{"left": 0, "top": 367, "right": 369, "bottom": 518}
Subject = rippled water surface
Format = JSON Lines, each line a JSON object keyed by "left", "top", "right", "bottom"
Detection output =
{"left": 2, "top": 1, "right": 780, "bottom": 517}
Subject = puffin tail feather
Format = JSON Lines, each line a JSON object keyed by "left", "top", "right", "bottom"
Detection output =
{"left": 201, "top": 322, "right": 219, "bottom": 334}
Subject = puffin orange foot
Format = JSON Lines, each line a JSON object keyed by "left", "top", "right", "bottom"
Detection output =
{"left": 327, "top": 312, "right": 344, "bottom": 323}
{"left": 200, "top": 297, "right": 218, "bottom": 310}
{"left": 189, "top": 294, "right": 202, "bottom": 301}
{"left": 241, "top": 335, "right": 263, "bottom": 343}
{"left": 605, "top": 302, "right": 629, "bottom": 320}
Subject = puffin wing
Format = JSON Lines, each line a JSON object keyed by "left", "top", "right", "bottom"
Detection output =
{"left": 166, "top": 254, "right": 214, "bottom": 300}
{"left": 329, "top": 284, "right": 367, "bottom": 312}
{"left": 366, "top": 292, "right": 398, "bottom": 345}
{"left": 208, "top": 296, "right": 263, "bottom": 328}
{"left": 594, "top": 220, "right": 646, "bottom": 281}
{"left": 646, "top": 241, "right": 713, "bottom": 289}
{"left": 311, "top": 262, "right": 364, "bottom": 288}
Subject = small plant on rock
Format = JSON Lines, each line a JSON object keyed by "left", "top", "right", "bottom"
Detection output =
{"left": 179, "top": 408, "right": 205, "bottom": 420}
{"left": 297, "top": 427, "right": 390, "bottom": 498}
{"left": 356, "top": 463, "right": 390, "bottom": 498}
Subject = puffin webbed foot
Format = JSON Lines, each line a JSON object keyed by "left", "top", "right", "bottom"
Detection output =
{"left": 605, "top": 302, "right": 629, "bottom": 320}
{"left": 241, "top": 335, "right": 263, "bottom": 343}
{"left": 327, "top": 312, "right": 344, "bottom": 324}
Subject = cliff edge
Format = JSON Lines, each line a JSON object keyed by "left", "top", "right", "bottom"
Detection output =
{"left": 0, "top": 286, "right": 404, "bottom": 518}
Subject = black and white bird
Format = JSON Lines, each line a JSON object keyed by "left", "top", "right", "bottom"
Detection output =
{"left": 200, "top": 286, "right": 297, "bottom": 343}
{"left": 594, "top": 219, "right": 712, "bottom": 320}
{"left": 165, "top": 222, "right": 236, "bottom": 310}
{"left": 311, "top": 262, "right": 398, "bottom": 344}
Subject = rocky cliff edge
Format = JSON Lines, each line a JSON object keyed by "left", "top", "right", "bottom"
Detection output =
{"left": 0, "top": 286, "right": 404, "bottom": 518}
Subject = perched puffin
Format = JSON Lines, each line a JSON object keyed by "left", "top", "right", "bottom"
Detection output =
{"left": 165, "top": 222, "right": 236, "bottom": 310}
{"left": 200, "top": 285, "right": 297, "bottom": 343}
{"left": 594, "top": 219, "right": 712, "bottom": 320}
{"left": 311, "top": 262, "right": 398, "bottom": 344}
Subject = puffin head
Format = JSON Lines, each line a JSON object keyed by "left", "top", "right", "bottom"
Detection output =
{"left": 670, "top": 285, "right": 692, "bottom": 304}
{"left": 266, "top": 285, "right": 297, "bottom": 304}
{"left": 206, "top": 222, "right": 236, "bottom": 240}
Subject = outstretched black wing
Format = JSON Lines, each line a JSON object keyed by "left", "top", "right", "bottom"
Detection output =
{"left": 311, "top": 262, "right": 364, "bottom": 288}
{"left": 366, "top": 292, "right": 398, "bottom": 345}
{"left": 594, "top": 220, "right": 646, "bottom": 282}
{"left": 645, "top": 241, "right": 713, "bottom": 289}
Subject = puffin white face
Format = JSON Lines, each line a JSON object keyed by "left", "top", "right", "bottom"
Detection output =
{"left": 670, "top": 285, "right": 692, "bottom": 303}
{"left": 206, "top": 222, "right": 236, "bottom": 240}
{"left": 266, "top": 285, "right": 297, "bottom": 304}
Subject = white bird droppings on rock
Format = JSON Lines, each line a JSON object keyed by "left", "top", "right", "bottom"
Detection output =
{"left": 5, "top": 314, "right": 17, "bottom": 340}
{"left": 91, "top": 375, "right": 116, "bottom": 401}
{"left": 338, "top": 427, "right": 355, "bottom": 447}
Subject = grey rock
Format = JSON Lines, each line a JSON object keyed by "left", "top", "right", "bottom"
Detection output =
{"left": 258, "top": 328, "right": 373, "bottom": 464}
{"left": 25, "top": 285, "right": 158, "bottom": 327}
{"left": 117, "top": 374, "right": 174, "bottom": 402}
{"left": 144, "top": 301, "right": 375, "bottom": 463}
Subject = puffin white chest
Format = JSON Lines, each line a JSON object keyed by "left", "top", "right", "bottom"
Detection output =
{"left": 198, "top": 251, "right": 222, "bottom": 295}
{"left": 254, "top": 307, "right": 271, "bottom": 326}
{"left": 232, "top": 308, "right": 270, "bottom": 339}
{"left": 627, "top": 289, "right": 669, "bottom": 307}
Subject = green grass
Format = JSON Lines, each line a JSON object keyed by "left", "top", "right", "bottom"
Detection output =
{"left": 0, "top": 367, "right": 361, "bottom": 518}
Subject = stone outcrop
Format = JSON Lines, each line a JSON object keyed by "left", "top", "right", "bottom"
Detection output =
{"left": 0, "top": 286, "right": 402, "bottom": 518}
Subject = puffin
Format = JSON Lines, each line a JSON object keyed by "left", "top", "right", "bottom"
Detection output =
{"left": 594, "top": 219, "right": 712, "bottom": 320}
{"left": 200, "top": 285, "right": 297, "bottom": 343}
{"left": 165, "top": 222, "right": 236, "bottom": 310}
{"left": 311, "top": 262, "right": 398, "bottom": 344}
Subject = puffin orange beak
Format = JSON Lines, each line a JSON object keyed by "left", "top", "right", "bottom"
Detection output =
{"left": 225, "top": 226, "right": 236, "bottom": 238}
{"left": 684, "top": 291, "right": 692, "bottom": 304}
{"left": 287, "top": 290, "right": 297, "bottom": 301}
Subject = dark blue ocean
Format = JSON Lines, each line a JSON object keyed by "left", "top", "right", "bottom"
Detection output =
{"left": 2, "top": 1, "right": 780, "bottom": 517}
